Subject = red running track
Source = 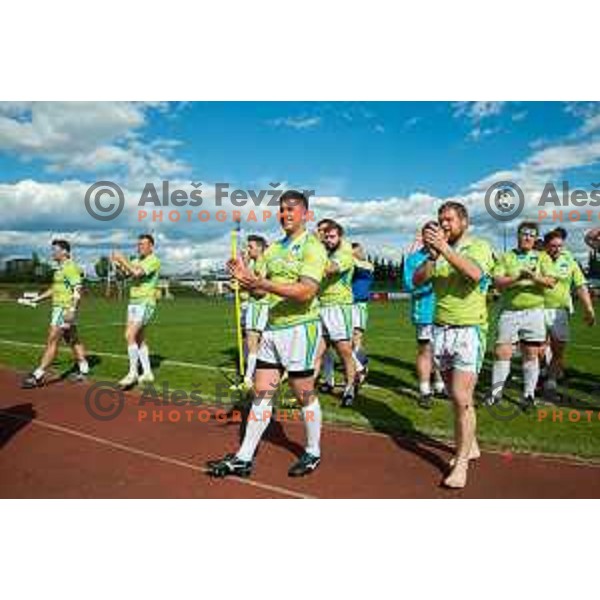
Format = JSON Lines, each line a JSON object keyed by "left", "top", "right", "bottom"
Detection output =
{"left": 1, "top": 368, "right": 599, "bottom": 498}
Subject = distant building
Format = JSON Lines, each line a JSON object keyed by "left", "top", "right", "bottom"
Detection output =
{"left": 4, "top": 258, "right": 34, "bottom": 275}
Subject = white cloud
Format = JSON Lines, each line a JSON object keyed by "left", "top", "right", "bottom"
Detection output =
{"left": 268, "top": 116, "right": 322, "bottom": 130}
{"left": 0, "top": 101, "right": 186, "bottom": 183}
{"left": 453, "top": 101, "right": 507, "bottom": 121}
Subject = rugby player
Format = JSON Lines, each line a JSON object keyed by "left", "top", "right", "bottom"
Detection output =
{"left": 208, "top": 190, "right": 327, "bottom": 478}
{"left": 488, "top": 222, "right": 556, "bottom": 409}
{"left": 111, "top": 234, "right": 161, "bottom": 388}
{"left": 314, "top": 221, "right": 357, "bottom": 407}
{"left": 543, "top": 228, "right": 595, "bottom": 395}
{"left": 242, "top": 234, "right": 270, "bottom": 388}
{"left": 414, "top": 202, "right": 494, "bottom": 489}
{"left": 21, "top": 240, "right": 89, "bottom": 388}
{"left": 403, "top": 223, "right": 445, "bottom": 409}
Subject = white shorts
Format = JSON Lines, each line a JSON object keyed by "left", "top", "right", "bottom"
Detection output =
{"left": 496, "top": 308, "right": 545, "bottom": 344}
{"left": 127, "top": 303, "right": 156, "bottom": 326}
{"left": 352, "top": 302, "right": 369, "bottom": 331}
{"left": 320, "top": 305, "right": 354, "bottom": 342}
{"left": 245, "top": 302, "right": 269, "bottom": 333}
{"left": 545, "top": 308, "right": 570, "bottom": 342}
{"left": 257, "top": 321, "right": 322, "bottom": 375}
{"left": 433, "top": 325, "right": 487, "bottom": 374}
{"left": 416, "top": 324, "right": 434, "bottom": 343}
{"left": 50, "top": 306, "right": 78, "bottom": 328}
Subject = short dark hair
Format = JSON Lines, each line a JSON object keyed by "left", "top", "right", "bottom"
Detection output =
{"left": 280, "top": 190, "right": 309, "bottom": 210}
{"left": 139, "top": 233, "right": 155, "bottom": 245}
{"left": 422, "top": 220, "right": 439, "bottom": 236}
{"left": 544, "top": 229, "right": 564, "bottom": 245}
{"left": 52, "top": 239, "right": 71, "bottom": 254}
{"left": 351, "top": 242, "right": 362, "bottom": 250}
{"left": 247, "top": 234, "right": 267, "bottom": 250}
{"left": 554, "top": 226, "right": 568, "bottom": 240}
{"left": 518, "top": 221, "right": 539, "bottom": 235}
{"left": 438, "top": 201, "right": 468, "bottom": 221}
{"left": 325, "top": 221, "right": 344, "bottom": 237}
{"left": 317, "top": 218, "right": 335, "bottom": 228}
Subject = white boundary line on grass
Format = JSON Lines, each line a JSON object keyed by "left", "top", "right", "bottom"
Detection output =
{"left": 4, "top": 411, "right": 315, "bottom": 499}
{"left": 0, "top": 337, "right": 391, "bottom": 393}
{"left": 0, "top": 338, "right": 229, "bottom": 373}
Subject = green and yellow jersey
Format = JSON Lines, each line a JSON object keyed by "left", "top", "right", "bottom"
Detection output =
{"left": 543, "top": 251, "right": 587, "bottom": 310}
{"left": 432, "top": 236, "right": 495, "bottom": 326}
{"left": 319, "top": 239, "right": 354, "bottom": 306}
{"left": 51, "top": 259, "right": 83, "bottom": 309}
{"left": 492, "top": 249, "right": 551, "bottom": 310}
{"left": 248, "top": 256, "right": 270, "bottom": 306}
{"left": 129, "top": 253, "right": 161, "bottom": 306}
{"left": 262, "top": 230, "right": 327, "bottom": 328}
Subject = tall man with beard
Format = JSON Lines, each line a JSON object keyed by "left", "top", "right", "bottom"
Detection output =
{"left": 414, "top": 201, "right": 495, "bottom": 489}
{"left": 314, "top": 221, "right": 357, "bottom": 407}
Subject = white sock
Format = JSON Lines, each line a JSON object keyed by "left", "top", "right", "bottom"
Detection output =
{"left": 245, "top": 353, "right": 257, "bottom": 381}
{"left": 419, "top": 381, "right": 432, "bottom": 395}
{"left": 127, "top": 344, "right": 140, "bottom": 376}
{"left": 492, "top": 360, "right": 511, "bottom": 398}
{"left": 33, "top": 367, "right": 45, "bottom": 379}
{"left": 303, "top": 399, "right": 322, "bottom": 457}
{"left": 433, "top": 371, "right": 445, "bottom": 394}
{"left": 323, "top": 350, "right": 335, "bottom": 385}
{"left": 138, "top": 343, "right": 152, "bottom": 375}
{"left": 78, "top": 360, "right": 89, "bottom": 375}
{"left": 545, "top": 345, "right": 553, "bottom": 365}
{"left": 352, "top": 351, "right": 364, "bottom": 373}
{"left": 236, "top": 402, "right": 272, "bottom": 462}
{"left": 523, "top": 359, "right": 540, "bottom": 397}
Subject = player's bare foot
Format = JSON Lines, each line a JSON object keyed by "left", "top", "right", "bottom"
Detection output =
{"left": 449, "top": 439, "right": 480, "bottom": 467}
{"left": 443, "top": 457, "right": 469, "bottom": 489}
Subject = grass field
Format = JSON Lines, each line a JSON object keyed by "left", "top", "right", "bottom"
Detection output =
{"left": 1, "top": 294, "right": 600, "bottom": 458}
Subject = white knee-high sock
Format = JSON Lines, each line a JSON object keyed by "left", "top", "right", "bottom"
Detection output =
{"left": 138, "top": 343, "right": 152, "bottom": 375}
{"left": 523, "top": 359, "right": 540, "bottom": 397}
{"left": 323, "top": 350, "right": 335, "bottom": 386}
{"left": 303, "top": 399, "right": 322, "bottom": 457}
{"left": 245, "top": 353, "right": 258, "bottom": 381}
{"left": 492, "top": 360, "right": 511, "bottom": 398}
{"left": 127, "top": 344, "right": 140, "bottom": 376}
{"left": 352, "top": 351, "right": 364, "bottom": 373}
{"left": 236, "top": 402, "right": 272, "bottom": 462}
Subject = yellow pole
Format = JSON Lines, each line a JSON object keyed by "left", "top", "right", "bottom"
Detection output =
{"left": 231, "top": 221, "right": 245, "bottom": 378}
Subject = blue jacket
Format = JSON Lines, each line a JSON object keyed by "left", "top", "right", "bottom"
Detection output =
{"left": 402, "top": 248, "right": 435, "bottom": 325}
{"left": 352, "top": 259, "right": 374, "bottom": 303}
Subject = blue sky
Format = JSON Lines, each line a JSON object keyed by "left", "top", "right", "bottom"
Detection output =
{"left": 1, "top": 101, "right": 599, "bottom": 272}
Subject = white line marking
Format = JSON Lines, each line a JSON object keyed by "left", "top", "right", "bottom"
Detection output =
{"left": 0, "top": 338, "right": 233, "bottom": 373}
{"left": 0, "top": 410, "right": 315, "bottom": 499}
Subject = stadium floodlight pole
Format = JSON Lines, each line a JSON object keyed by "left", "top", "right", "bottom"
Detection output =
{"left": 231, "top": 217, "right": 245, "bottom": 378}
